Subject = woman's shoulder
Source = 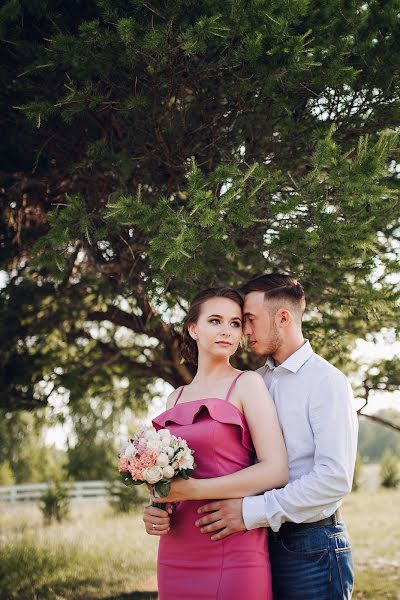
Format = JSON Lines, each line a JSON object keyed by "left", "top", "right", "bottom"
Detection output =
{"left": 165, "top": 387, "right": 183, "bottom": 410}
{"left": 237, "top": 370, "right": 265, "bottom": 386}
{"left": 235, "top": 371, "right": 270, "bottom": 402}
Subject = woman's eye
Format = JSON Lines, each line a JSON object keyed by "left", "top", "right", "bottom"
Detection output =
{"left": 210, "top": 319, "right": 220, "bottom": 324}
{"left": 231, "top": 322, "right": 242, "bottom": 328}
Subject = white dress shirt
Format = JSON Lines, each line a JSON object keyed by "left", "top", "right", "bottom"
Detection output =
{"left": 242, "top": 340, "right": 358, "bottom": 532}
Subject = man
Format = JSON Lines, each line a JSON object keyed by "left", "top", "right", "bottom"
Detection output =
{"left": 143, "top": 274, "right": 358, "bottom": 599}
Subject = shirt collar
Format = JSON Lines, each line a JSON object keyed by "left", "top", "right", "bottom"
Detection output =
{"left": 264, "top": 340, "right": 313, "bottom": 374}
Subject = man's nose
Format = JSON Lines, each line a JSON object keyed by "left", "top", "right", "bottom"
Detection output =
{"left": 243, "top": 322, "right": 251, "bottom": 335}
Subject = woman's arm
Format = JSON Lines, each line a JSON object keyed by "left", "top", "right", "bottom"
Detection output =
{"left": 154, "top": 372, "right": 288, "bottom": 503}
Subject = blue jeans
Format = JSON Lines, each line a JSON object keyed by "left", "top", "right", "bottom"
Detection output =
{"left": 268, "top": 522, "right": 354, "bottom": 599}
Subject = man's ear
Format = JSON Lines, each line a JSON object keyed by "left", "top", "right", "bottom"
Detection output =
{"left": 188, "top": 323, "right": 198, "bottom": 340}
{"left": 277, "top": 308, "right": 292, "bottom": 327}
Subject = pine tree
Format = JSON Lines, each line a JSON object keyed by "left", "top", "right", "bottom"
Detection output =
{"left": 1, "top": 1, "right": 399, "bottom": 424}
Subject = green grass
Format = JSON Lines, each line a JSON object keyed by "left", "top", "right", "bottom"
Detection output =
{"left": 0, "top": 502, "right": 158, "bottom": 600}
{"left": 344, "top": 486, "right": 400, "bottom": 599}
{"left": 0, "top": 466, "right": 399, "bottom": 599}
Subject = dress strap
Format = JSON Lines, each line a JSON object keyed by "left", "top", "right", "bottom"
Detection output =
{"left": 173, "top": 386, "right": 185, "bottom": 406}
{"left": 225, "top": 371, "right": 246, "bottom": 402}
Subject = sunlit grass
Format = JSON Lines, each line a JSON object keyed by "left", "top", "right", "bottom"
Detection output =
{"left": 0, "top": 465, "right": 399, "bottom": 599}
{"left": 0, "top": 501, "right": 158, "bottom": 600}
{"left": 343, "top": 486, "right": 400, "bottom": 599}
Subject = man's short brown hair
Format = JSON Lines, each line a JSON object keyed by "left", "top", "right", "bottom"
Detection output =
{"left": 241, "top": 273, "right": 306, "bottom": 319}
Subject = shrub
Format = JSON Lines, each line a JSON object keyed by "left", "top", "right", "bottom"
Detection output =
{"left": 380, "top": 450, "right": 400, "bottom": 489}
{"left": 0, "top": 460, "right": 15, "bottom": 485}
{"left": 39, "top": 482, "right": 70, "bottom": 524}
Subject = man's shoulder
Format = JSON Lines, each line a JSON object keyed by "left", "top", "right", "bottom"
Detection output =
{"left": 255, "top": 365, "right": 266, "bottom": 377}
{"left": 306, "top": 352, "right": 348, "bottom": 384}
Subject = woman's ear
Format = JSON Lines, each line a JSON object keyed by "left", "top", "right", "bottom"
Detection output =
{"left": 188, "top": 323, "right": 198, "bottom": 340}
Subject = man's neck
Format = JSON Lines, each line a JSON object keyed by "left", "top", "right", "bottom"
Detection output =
{"left": 272, "top": 337, "right": 306, "bottom": 366}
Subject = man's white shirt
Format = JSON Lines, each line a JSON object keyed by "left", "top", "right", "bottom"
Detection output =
{"left": 242, "top": 340, "right": 359, "bottom": 532}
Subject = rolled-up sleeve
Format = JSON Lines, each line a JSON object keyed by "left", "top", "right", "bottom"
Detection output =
{"left": 243, "top": 372, "right": 358, "bottom": 531}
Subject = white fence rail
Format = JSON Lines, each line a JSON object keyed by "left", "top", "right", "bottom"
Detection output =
{"left": 0, "top": 480, "right": 119, "bottom": 503}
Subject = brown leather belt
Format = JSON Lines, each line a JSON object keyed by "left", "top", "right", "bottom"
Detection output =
{"left": 276, "top": 509, "right": 343, "bottom": 535}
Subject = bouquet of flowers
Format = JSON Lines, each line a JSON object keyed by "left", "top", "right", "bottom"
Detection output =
{"left": 118, "top": 426, "right": 196, "bottom": 506}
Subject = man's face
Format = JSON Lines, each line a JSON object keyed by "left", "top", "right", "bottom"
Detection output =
{"left": 243, "top": 291, "right": 283, "bottom": 357}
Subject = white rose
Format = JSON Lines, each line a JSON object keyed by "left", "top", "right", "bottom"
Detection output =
{"left": 162, "top": 465, "right": 175, "bottom": 479}
{"left": 147, "top": 439, "right": 162, "bottom": 451}
{"left": 166, "top": 447, "right": 175, "bottom": 459}
{"left": 143, "top": 465, "right": 163, "bottom": 484}
{"left": 159, "top": 429, "right": 171, "bottom": 439}
{"left": 161, "top": 436, "right": 172, "bottom": 448}
{"left": 123, "top": 443, "right": 135, "bottom": 458}
{"left": 145, "top": 428, "right": 159, "bottom": 440}
{"left": 156, "top": 453, "right": 169, "bottom": 468}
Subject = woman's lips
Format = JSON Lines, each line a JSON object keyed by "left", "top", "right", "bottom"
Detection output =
{"left": 216, "top": 341, "right": 232, "bottom": 347}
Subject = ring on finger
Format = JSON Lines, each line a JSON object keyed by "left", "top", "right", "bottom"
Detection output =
{"left": 152, "top": 523, "right": 157, "bottom": 529}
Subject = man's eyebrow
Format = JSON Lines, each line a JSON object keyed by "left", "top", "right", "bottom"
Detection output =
{"left": 243, "top": 311, "right": 255, "bottom": 317}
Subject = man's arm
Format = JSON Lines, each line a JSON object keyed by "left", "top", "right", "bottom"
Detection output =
{"left": 243, "top": 372, "right": 358, "bottom": 531}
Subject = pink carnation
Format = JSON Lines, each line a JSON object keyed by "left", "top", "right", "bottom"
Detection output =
{"left": 118, "top": 457, "right": 130, "bottom": 473}
{"left": 128, "top": 457, "right": 146, "bottom": 481}
{"left": 128, "top": 465, "right": 145, "bottom": 480}
{"left": 139, "top": 449, "right": 159, "bottom": 469}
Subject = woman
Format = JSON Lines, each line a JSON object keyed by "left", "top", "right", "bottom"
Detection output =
{"left": 148, "top": 287, "right": 288, "bottom": 600}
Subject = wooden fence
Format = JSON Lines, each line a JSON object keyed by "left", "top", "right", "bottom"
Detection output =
{"left": 0, "top": 480, "right": 118, "bottom": 503}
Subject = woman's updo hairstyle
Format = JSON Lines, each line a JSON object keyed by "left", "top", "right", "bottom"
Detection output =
{"left": 181, "top": 287, "right": 244, "bottom": 365}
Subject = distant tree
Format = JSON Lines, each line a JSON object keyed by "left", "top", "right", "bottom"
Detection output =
{"left": 1, "top": 1, "right": 399, "bottom": 427}
{"left": 358, "top": 361, "right": 400, "bottom": 431}
{"left": 380, "top": 450, "right": 400, "bottom": 488}
{"left": 65, "top": 396, "right": 125, "bottom": 481}
{"left": 358, "top": 410, "right": 400, "bottom": 462}
{"left": 0, "top": 410, "right": 67, "bottom": 483}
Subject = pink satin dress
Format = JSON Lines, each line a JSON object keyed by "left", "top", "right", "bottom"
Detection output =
{"left": 152, "top": 372, "right": 272, "bottom": 600}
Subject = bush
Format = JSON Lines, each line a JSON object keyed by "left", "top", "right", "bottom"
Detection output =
{"left": 108, "top": 480, "right": 147, "bottom": 513}
{"left": 39, "top": 482, "right": 70, "bottom": 524}
{"left": 0, "top": 460, "right": 15, "bottom": 485}
{"left": 380, "top": 450, "right": 400, "bottom": 488}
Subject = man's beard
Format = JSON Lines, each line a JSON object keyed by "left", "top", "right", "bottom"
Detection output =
{"left": 264, "top": 326, "right": 283, "bottom": 356}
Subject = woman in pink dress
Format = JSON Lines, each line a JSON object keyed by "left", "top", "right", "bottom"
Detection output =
{"left": 148, "top": 287, "right": 288, "bottom": 600}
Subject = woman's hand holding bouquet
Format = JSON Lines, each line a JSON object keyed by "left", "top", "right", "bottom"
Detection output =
{"left": 118, "top": 427, "right": 196, "bottom": 509}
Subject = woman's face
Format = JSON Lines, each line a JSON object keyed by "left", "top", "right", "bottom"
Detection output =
{"left": 189, "top": 297, "right": 243, "bottom": 361}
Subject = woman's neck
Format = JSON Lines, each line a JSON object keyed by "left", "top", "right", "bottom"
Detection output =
{"left": 192, "top": 354, "right": 236, "bottom": 384}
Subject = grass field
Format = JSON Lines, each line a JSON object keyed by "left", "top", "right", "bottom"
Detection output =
{"left": 0, "top": 468, "right": 399, "bottom": 599}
